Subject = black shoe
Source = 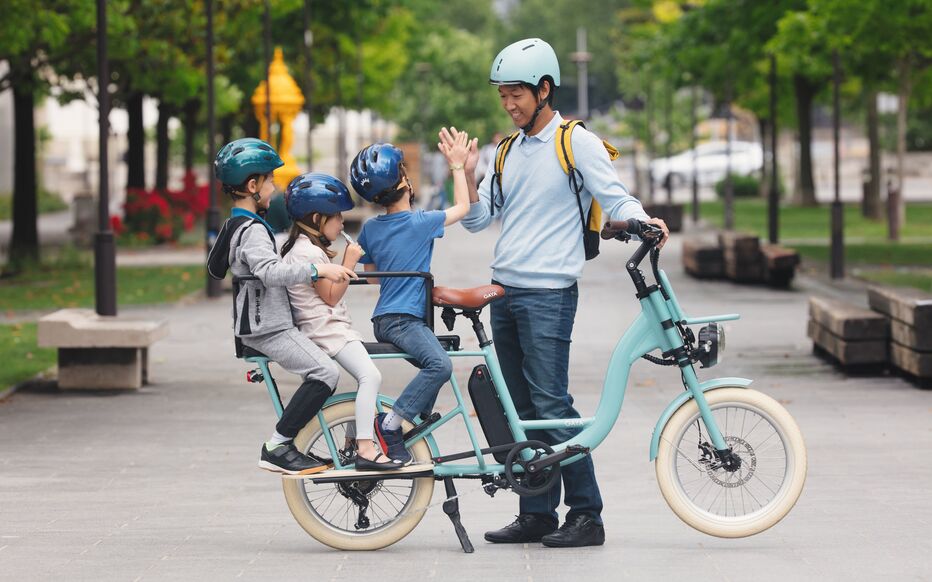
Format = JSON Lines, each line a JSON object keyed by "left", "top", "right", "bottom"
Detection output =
{"left": 306, "top": 450, "right": 333, "bottom": 467}
{"left": 258, "top": 442, "right": 328, "bottom": 476}
{"left": 484, "top": 514, "right": 558, "bottom": 544}
{"left": 541, "top": 514, "right": 605, "bottom": 548}
{"left": 355, "top": 451, "right": 405, "bottom": 472}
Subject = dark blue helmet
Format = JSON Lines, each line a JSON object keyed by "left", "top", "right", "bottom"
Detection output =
{"left": 284, "top": 173, "right": 354, "bottom": 219}
{"left": 350, "top": 143, "right": 405, "bottom": 202}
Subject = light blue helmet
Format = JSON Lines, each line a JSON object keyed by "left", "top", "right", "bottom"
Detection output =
{"left": 489, "top": 38, "right": 561, "bottom": 88}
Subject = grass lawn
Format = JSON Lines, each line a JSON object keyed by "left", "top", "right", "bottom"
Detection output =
{"left": 0, "top": 323, "right": 56, "bottom": 392}
{"left": 0, "top": 263, "right": 205, "bottom": 312}
{"left": 854, "top": 269, "right": 932, "bottom": 293}
{"left": 0, "top": 189, "right": 69, "bottom": 221}
{"left": 691, "top": 199, "right": 932, "bottom": 243}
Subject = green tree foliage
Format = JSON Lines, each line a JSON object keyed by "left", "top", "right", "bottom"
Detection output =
{"left": 390, "top": 26, "right": 509, "bottom": 145}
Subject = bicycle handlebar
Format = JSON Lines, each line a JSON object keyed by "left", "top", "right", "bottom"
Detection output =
{"left": 349, "top": 271, "right": 435, "bottom": 331}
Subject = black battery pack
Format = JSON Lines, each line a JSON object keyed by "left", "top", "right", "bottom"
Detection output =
{"left": 468, "top": 364, "right": 515, "bottom": 463}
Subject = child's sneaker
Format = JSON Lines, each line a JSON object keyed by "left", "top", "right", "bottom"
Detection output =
{"left": 374, "top": 412, "right": 412, "bottom": 464}
{"left": 258, "top": 442, "right": 328, "bottom": 475}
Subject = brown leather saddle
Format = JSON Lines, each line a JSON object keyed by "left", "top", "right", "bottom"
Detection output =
{"left": 432, "top": 284, "right": 505, "bottom": 310}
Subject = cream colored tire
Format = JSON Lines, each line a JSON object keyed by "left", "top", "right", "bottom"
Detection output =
{"left": 655, "top": 388, "right": 806, "bottom": 538}
{"left": 281, "top": 401, "right": 435, "bottom": 550}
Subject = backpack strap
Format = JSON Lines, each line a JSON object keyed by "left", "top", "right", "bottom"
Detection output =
{"left": 556, "top": 120, "right": 595, "bottom": 240}
{"left": 491, "top": 131, "right": 520, "bottom": 217}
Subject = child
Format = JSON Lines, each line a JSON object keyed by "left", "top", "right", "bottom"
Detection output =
{"left": 280, "top": 172, "right": 404, "bottom": 471}
{"left": 208, "top": 138, "right": 357, "bottom": 476}
{"left": 349, "top": 129, "right": 476, "bottom": 463}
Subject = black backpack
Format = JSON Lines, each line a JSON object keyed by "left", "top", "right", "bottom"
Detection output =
{"left": 207, "top": 216, "right": 275, "bottom": 280}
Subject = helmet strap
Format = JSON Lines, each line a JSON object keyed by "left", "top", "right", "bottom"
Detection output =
{"left": 521, "top": 85, "right": 549, "bottom": 134}
{"left": 296, "top": 217, "right": 331, "bottom": 247}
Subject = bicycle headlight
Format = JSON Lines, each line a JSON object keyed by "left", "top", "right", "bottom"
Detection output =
{"left": 697, "top": 323, "right": 725, "bottom": 368}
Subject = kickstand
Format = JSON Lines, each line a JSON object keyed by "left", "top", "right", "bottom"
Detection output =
{"left": 442, "top": 478, "right": 474, "bottom": 553}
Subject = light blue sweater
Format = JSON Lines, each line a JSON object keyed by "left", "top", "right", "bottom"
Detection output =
{"left": 461, "top": 113, "right": 650, "bottom": 289}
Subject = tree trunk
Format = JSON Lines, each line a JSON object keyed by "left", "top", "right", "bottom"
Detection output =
{"left": 220, "top": 115, "right": 233, "bottom": 148}
{"left": 864, "top": 89, "right": 882, "bottom": 220}
{"left": 126, "top": 91, "right": 146, "bottom": 190}
{"left": 793, "top": 74, "right": 818, "bottom": 207}
{"left": 183, "top": 99, "right": 198, "bottom": 174}
{"left": 155, "top": 100, "right": 171, "bottom": 191}
{"left": 8, "top": 77, "right": 39, "bottom": 268}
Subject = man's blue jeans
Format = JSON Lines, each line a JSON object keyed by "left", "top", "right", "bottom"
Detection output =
{"left": 490, "top": 282, "right": 604, "bottom": 525}
{"left": 373, "top": 313, "right": 452, "bottom": 423}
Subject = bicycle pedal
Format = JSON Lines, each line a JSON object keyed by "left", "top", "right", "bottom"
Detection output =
{"left": 245, "top": 369, "right": 264, "bottom": 383}
{"left": 403, "top": 412, "right": 442, "bottom": 440}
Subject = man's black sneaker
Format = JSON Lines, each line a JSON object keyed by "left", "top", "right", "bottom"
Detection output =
{"left": 540, "top": 514, "right": 605, "bottom": 548}
{"left": 374, "top": 412, "right": 412, "bottom": 464}
{"left": 484, "top": 514, "right": 558, "bottom": 544}
{"left": 258, "top": 442, "right": 328, "bottom": 475}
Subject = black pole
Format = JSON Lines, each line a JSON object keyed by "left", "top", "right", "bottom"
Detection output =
{"left": 664, "top": 82, "right": 673, "bottom": 205}
{"left": 724, "top": 84, "right": 734, "bottom": 231}
{"left": 303, "top": 0, "right": 313, "bottom": 170}
{"left": 264, "top": 0, "right": 272, "bottom": 144}
{"left": 830, "top": 50, "right": 844, "bottom": 279}
{"left": 768, "top": 53, "right": 779, "bottom": 244}
{"left": 205, "top": 0, "right": 222, "bottom": 297}
{"left": 95, "top": 0, "right": 116, "bottom": 316}
{"left": 691, "top": 85, "right": 699, "bottom": 223}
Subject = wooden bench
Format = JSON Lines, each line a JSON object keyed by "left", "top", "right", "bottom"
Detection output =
{"left": 682, "top": 239, "right": 724, "bottom": 279}
{"left": 761, "top": 244, "right": 801, "bottom": 288}
{"left": 719, "top": 231, "right": 763, "bottom": 283}
{"left": 642, "top": 203, "right": 684, "bottom": 233}
{"left": 868, "top": 286, "right": 932, "bottom": 385}
{"left": 37, "top": 309, "right": 169, "bottom": 389}
{"left": 807, "top": 296, "right": 888, "bottom": 367}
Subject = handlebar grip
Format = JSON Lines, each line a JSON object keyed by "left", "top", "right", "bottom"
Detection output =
{"left": 601, "top": 219, "right": 644, "bottom": 240}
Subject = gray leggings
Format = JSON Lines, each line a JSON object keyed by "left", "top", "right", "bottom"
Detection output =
{"left": 334, "top": 340, "right": 382, "bottom": 440}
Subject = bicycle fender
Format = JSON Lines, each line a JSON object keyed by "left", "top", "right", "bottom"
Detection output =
{"left": 649, "top": 377, "right": 752, "bottom": 462}
{"left": 323, "top": 392, "right": 442, "bottom": 458}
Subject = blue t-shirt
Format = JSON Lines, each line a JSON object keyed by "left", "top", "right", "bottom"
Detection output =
{"left": 358, "top": 210, "right": 446, "bottom": 319}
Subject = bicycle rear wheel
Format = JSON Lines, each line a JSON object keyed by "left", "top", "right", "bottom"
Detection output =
{"left": 281, "top": 401, "right": 435, "bottom": 550}
{"left": 655, "top": 388, "right": 806, "bottom": 538}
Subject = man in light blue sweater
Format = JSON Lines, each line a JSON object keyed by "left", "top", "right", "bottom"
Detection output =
{"left": 459, "top": 38, "right": 669, "bottom": 548}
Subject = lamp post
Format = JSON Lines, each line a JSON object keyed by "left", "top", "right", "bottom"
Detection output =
{"left": 303, "top": 0, "right": 313, "bottom": 171}
{"left": 205, "top": 0, "right": 222, "bottom": 298}
{"left": 570, "top": 27, "right": 591, "bottom": 120}
{"left": 768, "top": 53, "right": 779, "bottom": 244}
{"left": 95, "top": 0, "right": 116, "bottom": 316}
{"left": 830, "top": 50, "right": 844, "bottom": 279}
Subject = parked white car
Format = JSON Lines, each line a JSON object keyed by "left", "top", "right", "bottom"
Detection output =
{"left": 650, "top": 141, "right": 763, "bottom": 187}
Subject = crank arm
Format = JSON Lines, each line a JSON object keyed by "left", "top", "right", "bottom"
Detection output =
{"left": 527, "top": 445, "right": 590, "bottom": 474}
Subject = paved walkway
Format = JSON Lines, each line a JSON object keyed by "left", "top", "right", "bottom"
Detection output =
{"left": 1, "top": 223, "right": 930, "bottom": 581}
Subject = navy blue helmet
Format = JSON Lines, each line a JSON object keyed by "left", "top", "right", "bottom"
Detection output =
{"left": 284, "top": 173, "right": 354, "bottom": 219}
{"left": 350, "top": 143, "right": 405, "bottom": 202}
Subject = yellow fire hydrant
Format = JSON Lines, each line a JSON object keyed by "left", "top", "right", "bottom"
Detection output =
{"left": 252, "top": 47, "right": 305, "bottom": 190}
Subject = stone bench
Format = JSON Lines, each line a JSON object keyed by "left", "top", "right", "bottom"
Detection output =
{"left": 807, "top": 295, "right": 888, "bottom": 367}
{"left": 37, "top": 309, "right": 169, "bottom": 389}
{"left": 868, "top": 286, "right": 932, "bottom": 385}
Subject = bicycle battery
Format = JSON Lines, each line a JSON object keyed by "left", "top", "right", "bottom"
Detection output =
{"left": 468, "top": 364, "right": 515, "bottom": 463}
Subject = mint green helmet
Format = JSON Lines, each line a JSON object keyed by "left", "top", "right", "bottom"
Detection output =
{"left": 214, "top": 138, "right": 284, "bottom": 187}
{"left": 489, "top": 38, "right": 561, "bottom": 88}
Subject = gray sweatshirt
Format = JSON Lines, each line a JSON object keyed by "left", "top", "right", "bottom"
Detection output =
{"left": 229, "top": 221, "right": 314, "bottom": 337}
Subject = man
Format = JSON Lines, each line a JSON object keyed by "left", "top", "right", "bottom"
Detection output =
{"left": 458, "top": 38, "right": 668, "bottom": 548}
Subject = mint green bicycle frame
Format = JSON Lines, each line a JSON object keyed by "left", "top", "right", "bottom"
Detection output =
{"left": 245, "top": 266, "right": 750, "bottom": 476}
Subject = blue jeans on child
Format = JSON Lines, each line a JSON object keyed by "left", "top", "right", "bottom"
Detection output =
{"left": 490, "top": 282, "right": 604, "bottom": 525}
{"left": 373, "top": 313, "right": 453, "bottom": 423}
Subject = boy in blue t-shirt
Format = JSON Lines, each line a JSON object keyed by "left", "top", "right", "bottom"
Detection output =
{"left": 351, "top": 130, "right": 475, "bottom": 462}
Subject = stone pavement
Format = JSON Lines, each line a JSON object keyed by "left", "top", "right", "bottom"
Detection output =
{"left": 1, "top": 222, "right": 930, "bottom": 582}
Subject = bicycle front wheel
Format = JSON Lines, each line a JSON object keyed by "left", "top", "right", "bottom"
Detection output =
{"left": 281, "top": 401, "right": 435, "bottom": 550}
{"left": 655, "top": 388, "right": 806, "bottom": 538}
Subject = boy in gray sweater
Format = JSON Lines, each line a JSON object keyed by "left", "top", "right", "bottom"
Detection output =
{"left": 209, "top": 138, "right": 357, "bottom": 475}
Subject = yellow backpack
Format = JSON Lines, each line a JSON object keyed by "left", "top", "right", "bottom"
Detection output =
{"left": 492, "top": 119, "right": 620, "bottom": 260}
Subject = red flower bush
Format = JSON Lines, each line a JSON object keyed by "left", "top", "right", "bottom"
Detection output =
{"left": 121, "top": 171, "right": 210, "bottom": 244}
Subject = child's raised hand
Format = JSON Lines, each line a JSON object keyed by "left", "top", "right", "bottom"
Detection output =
{"left": 344, "top": 243, "right": 365, "bottom": 265}
{"left": 315, "top": 263, "right": 358, "bottom": 283}
{"left": 438, "top": 126, "right": 469, "bottom": 167}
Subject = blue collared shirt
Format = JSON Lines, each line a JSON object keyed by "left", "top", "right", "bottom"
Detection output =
{"left": 462, "top": 112, "right": 649, "bottom": 289}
